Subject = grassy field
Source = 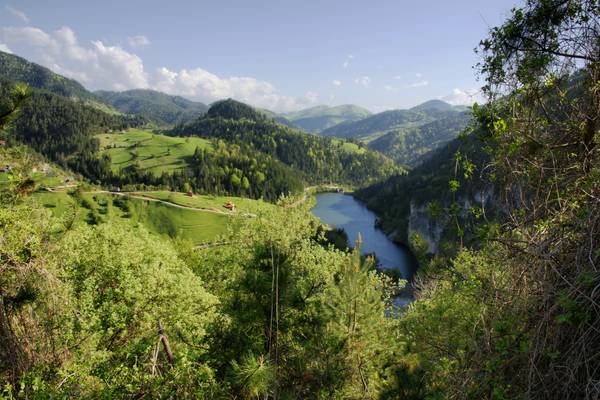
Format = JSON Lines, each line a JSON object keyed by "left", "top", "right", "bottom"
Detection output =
{"left": 135, "top": 191, "right": 275, "bottom": 213}
{"left": 330, "top": 138, "right": 367, "bottom": 154}
{"left": 1, "top": 145, "right": 76, "bottom": 190}
{"left": 33, "top": 191, "right": 77, "bottom": 218}
{"left": 129, "top": 199, "right": 230, "bottom": 244}
{"left": 32, "top": 190, "right": 244, "bottom": 245}
{"left": 97, "top": 129, "right": 212, "bottom": 174}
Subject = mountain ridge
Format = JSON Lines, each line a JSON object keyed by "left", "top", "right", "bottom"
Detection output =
{"left": 95, "top": 89, "right": 208, "bottom": 125}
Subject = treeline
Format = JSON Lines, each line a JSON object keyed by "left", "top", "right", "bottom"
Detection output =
{"left": 0, "top": 51, "right": 97, "bottom": 102}
{"left": 3, "top": 86, "right": 143, "bottom": 182}
{"left": 95, "top": 89, "right": 208, "bottom": 125}
{"left": 171, "top": 99, "right": 399, "bottom": 186}
{"left": 1, "top": 82, "right": 303, "bottom": 200}
{"left": 368, "top": 111, "right": 470, "bottom": 166}
{"left": 356, "top": 128, "right": 494, "bottom": 247}
{"left": 107, "top": 141, "right": 304, "bottom": 201}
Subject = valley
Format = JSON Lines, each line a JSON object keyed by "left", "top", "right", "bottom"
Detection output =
{"left": 1, "top": 2, "right": 599, "bottom": 398}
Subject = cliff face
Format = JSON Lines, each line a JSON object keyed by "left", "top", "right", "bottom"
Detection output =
{"left": 408, "top": 202, "right": 444, "bottom": 253}
{"left": 406, "top": 186, "right": 496, "bottom": 254}
{"left": 355, "top": 131, "right": 495, "bottom": 255}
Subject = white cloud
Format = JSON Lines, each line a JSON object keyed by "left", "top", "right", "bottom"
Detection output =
{"left": 354, "top": 76, "right": 371, "bottom": 88}
{"left": 3, "top": 26, "right": 148, "bottom": 90}
{"left": 0, "top": 43, "right": 11, "bottom": 53}
{"left": 2, "top": 24, "right": 319, "bottom": 111}
{"left": 127, "top": 35, "right": 150, "bottom": 49}
{"left": 342, "top": 54, "right": 354, "bottom": 69}
{"left": 406, "top": 80, "right": 429, "bottom": 88}
{"left": 5, "top": 6, "right": 29, "bottom": 23}
{"left": 405, "top": 72, "right": 429, "bottom": 88}
{"left": 384, "top": 85, "right": 394, "bottom": 91}
{"left": 441, "top": 88, "right": 485, "bottom": 105}
{"left": 393, "top": 75, "right": 402, "bottom": 80}
{"left": 332, "top": 79, "right": 342, "bottom": 87}
{"left": 153, "top": 66, "right": 317, "bottom": 111}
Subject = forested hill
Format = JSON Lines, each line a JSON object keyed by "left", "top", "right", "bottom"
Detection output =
{"left": 171, "top": 99, "right": 400, "bottom": 186}
{"left": 355, "top": 129, "right": 493, "bottom": 249}
{"left": 282, "top": 104, "right": 372, "bottom": 133}
{"left": 96, "top": 89, "right": 208, "bottom": 125}
{"left": 0, "top": 51, "right": 102, "bottom": 105}
{"left": 368, "top": 111, "right": 471, "bottom": 166}
{"left": 319, "top": 99, "right": 464, "bottom": 140}
{"left": 318, "top": 99, "right": 471, "bottom": 166}
{"left": 0, "top": 78, "right": 143, "bottom": 181}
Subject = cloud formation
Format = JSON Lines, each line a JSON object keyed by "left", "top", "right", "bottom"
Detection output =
{"left": 406, "top": 80, "right": 429, "bottom": 88}
{"left": 0, "top": 43, "right": 11, "bottom": 53}
{"left": 354, "top": 76, "right": 371, "bottom": 88}
{"left": 3, "top": 26, "right": 149, "bottom": 90}
{"left": 127, "top": 35, "right": 150, "bottom": 49}
{"left": 5, "top": 6, "right": 28, "bottom": 23}
{"left": 332, "top": 79, "right": 342, "bottom": 87}
{"left": 342, "top": 54, "right": 354, "bottom": 69}
{"left": 154, "top": 67, "right": 318, "bottom": 111}
{"left": 440, "top": 88, "right": 485, "bottom": 105}
{"left": 1, "top": 24, "right": 317, "bottom": 111}
{"left": 406, "top": 73, "right": 429, "bottom": 88}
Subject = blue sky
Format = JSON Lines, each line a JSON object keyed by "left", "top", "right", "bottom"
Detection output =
{"left": 0, "top": 0, "right": 520, "bottom": 112}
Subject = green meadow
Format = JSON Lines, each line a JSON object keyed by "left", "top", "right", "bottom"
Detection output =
{"left": 32, "top": 190, "right": 246, "bottom": 245}
{"left": 97, "top": 129, "right": 212, "bottom": 174}
{"left": 135, "top": 190, "right": 276, "bottom": 213}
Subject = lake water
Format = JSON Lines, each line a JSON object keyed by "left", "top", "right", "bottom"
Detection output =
{"left": 311, "top": 192, "right": 418, "bottom": 281}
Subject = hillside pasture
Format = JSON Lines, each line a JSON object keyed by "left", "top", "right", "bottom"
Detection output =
{"left": 98, "top": 129, "right": 212, "bottom": 174}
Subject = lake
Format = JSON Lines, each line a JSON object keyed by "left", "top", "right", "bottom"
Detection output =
{"left": 311, "top": 192, "right": 418, "bottom": 281}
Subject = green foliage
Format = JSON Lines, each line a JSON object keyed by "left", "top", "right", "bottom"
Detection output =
{"left": 96, "top": 89, "right": 208, "bottom": 125}
{"left": 172, "top": 101, "right": 399, "bottom": 187}
{"left": 0, "top": 51, "right": 98, "bottom": 103}
{"left": 368, "top": 111, "right": 471, "bottom": 166}
{"left": 231, "top": 354, "right": 275, "bottom": 399}
{"left": 355, "top": 130, "right": 494, "bottom": 248}
{"left": 0, "top": 82, "right": 30, "bottom": 133}
{"left": 283, "top": 104, "right": 372, "bottom": 133}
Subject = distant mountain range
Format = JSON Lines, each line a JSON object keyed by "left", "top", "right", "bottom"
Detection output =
{"left": 318, "top": 99, "right": 471, "bottom": 166}
{"left": 96, "top": 89, "right": 209, "bottom": 125}
{"left": 282, "top": 104, "right": 372, "bottom": 133}
{"left": 0, "top": 49, "right": 472, "bottom": 167}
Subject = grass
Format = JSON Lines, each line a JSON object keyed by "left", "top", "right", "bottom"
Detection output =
{"left": 130, "top": 200, "right": 230, "bottom": 244}
{"left": 97, "top": 129, "right": 212, "bottom": 174}
{"left": 33, "top": 190, "right": 236, "bottom": 245}
{"left": 0, "top": 145, "right": 76, "bottom": 190}
{"left": 32, "top": 191, "right": 77, "bottom": 218}
{"left": 330, "top": 138, "right": 367, "bottom": 154}
{"left": 135, "top": 191, "right": 275, "bottom": 214}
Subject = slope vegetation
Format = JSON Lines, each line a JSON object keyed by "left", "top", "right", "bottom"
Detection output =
{"left": 172, "top": 99, "right": 399, "bottom": 186}
{"left": 96, "top": 89, "right": 209, "bottom": 125}
{"left": 283, "top": 104, "right": 372, "bottom": 133}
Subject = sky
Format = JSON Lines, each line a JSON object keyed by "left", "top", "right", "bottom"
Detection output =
{"left": 0, "top": 0, "right": 521, "bottom": 112}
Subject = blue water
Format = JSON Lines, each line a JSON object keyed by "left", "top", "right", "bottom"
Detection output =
{"left": 311, "top": 192, "right": 417, "bottom": 280}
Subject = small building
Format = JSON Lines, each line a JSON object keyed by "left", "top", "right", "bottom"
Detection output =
{"left": 223, "top": 201, "right": 236, "bottom": 211}
{"left": 111, "top": 187, "right": 121, "bottom": 193}
{"left": 0, "top": 164, "right": 11, "bottom": 172}
{"left": 186, "top": 190, "right": 194, "bottom": 197}
{"left": 0, "top": 140, "right": 6, "bottom": 146}
{"left": 64, "top": 176, "right": 75, "bottom": 183}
